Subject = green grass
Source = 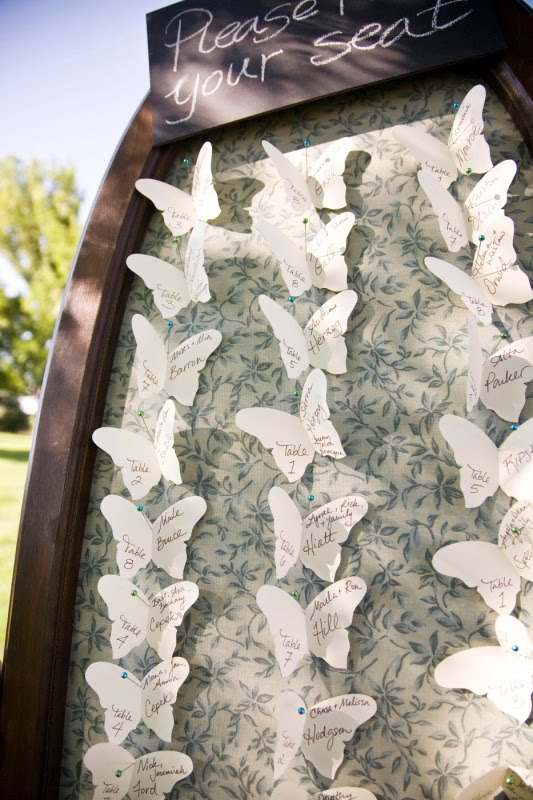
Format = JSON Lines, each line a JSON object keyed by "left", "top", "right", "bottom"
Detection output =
{"left": 0, "top": 431, "right": 32, "bottom": 656}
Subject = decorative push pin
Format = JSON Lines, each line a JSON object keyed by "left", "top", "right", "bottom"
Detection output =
{"left": 303, "top": 218, "right": 309, "bottom": 225}
{"left": 289, "top": 296, "right": 296, "bottom": 303}
{"left": 511, "top": 423, "right": 519, "bottom": 431}
{"left": 167, "top": 320, "right": 174, "bottom": 328}
{"left": 131, "top": 589, "right": 138, "bottom": 597}
{"left": 293, "top": 390, "right": 301, "bottom": 398}
{"left": 506, "top": 775, "right": 515, "bottom": 785}
{"left": 465, "top": 167, "right": 473, "bottom": 175}
{"left": 500, "top": 331, "right": 510, "bottom": 339}
{"left": 478, "top": 234, "right": 486, "bottom": 242}
{"left": 137, "top": 410, "right": 145, "bottom": 418}
{"left": 297, "top": 706, "right": 306, "bottom": 715}
{"left": 137, "top": 505, "right": 144, "bottom": 512}
{"left": 290, "top": 590, "right": 300, "bottom": 599}
{"left": 453, "top": 102, "right": 461, "bottom": 111}
{"left": 183, "top": 157, "right": 191, "bottom": 165}
{"left": 304, "top": 138, "right": 311, "bottom": 148}
{"left": 115, "top": 770, "right": 123, "bottom": 778}
{"left": 121, "top": 671, "right": 128, "bottom": 679}
{"left": 511, "top": 644, "right": 519, "bottom": 652}
{"left": 308, "top": 494, "right": 315, "bottom": 501}
{"left": 511, "top": 526, "right": 521, "bottom": 534}
{"left": 173, "top": 236, "right": 181, "bottom": 245}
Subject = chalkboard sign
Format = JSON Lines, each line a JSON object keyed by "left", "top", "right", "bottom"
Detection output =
{"left": 146, "top": 0, "right": 504, "bottom": 145}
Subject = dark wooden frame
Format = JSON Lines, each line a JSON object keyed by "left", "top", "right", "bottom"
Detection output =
{"left": 0, "top": 2, "right": 531, "bottom": 797}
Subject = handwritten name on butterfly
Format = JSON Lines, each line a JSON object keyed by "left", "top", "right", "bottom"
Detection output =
{"left": 271, "top": 783, "right": 377, "bottom": 800}
{"left": 257, "top": 578, "right": 366, "bottom": 677}
{"left": 86, "top": 658, "right": 189, "bottom": 743}
{"left": 499, "top": 501, "right": 533, "bottom": 583}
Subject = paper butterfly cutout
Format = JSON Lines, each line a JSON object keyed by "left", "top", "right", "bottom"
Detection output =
{"left": 467, "top": 317, "right": 482, "bottom": 413}
{"left": 132, "top": 314, "right": 222, "bottom": 405}
{"left": 392, "top": 85, "right": 492, "bottom": 188}
{"left": 479, "top": 336, "right": 533, "bottom": 423}
{"left": 439, "top": 414, "right": 533, "bottom": 507}
{"left": 101, "top": 494, "right": 207, "bottom": 579}
{"left": 258, "top": 290, "right": 357, "bottom": 378}
{"left": 271, "top": 783, "right": 377, "bottom": 800}
{"left": 418, "top": 160, "right": 517, "bottom": 252}
{"left": 86, "top": 657, "right": 189, "bottom": 743}
{"left": 257, "top": 578, "right": 366, "bottom": 677}
{"left": 136, "top": 141, "right": 220, "bottom": 236}
{"left": 236, "top": 368, "right": 345, "bottom": 482}
{"left": 434, "top": 615, "right": 533, "bottom": 722}
{"left": 455, "top": 765, "right": 533, "bottom": 800}
{"left": 98, "top": 575, "right": 199, "bottom": 661}
{"left": 432, "top": 541, "right": 521, "bottom": 615}
{"left": 499, "top": 500, "right": 533, "bottom": 583}
{"left": 256, "top": 213, "right": 354, "bottom": 295}
{"left": 471, "top": 215, "right": 533, "bottom": 307}
{"left": 126, "top": 254, "right": 191, "bottom": 318}
{"left": 425, "top": 256, "right": 492, "bottom": 325}
{"left": 84, "top": 742, "right": 193, "bottom": 800}
{"left": 262, "top": 138, "right": 353, "bottom": 212}
{"left": 273, "top": 690, "right": 376, "bottom": 779}
{"left": 269, "top": 486, "right": 368, "bottom": 581}
{"left": 92, "top": 399, "right": 182, "bottom": 500}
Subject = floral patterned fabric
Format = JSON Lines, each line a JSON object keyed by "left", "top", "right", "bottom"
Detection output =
{"left": 60, "top": 69, "right": 533, "bottom": 800}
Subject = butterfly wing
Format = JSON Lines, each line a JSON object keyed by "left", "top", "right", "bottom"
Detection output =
{"left": 235, "top": 407, "right": 315, "bottom": 482}
{"left": 418, "top": 171, "right": 469, "bottom": 251}
{"left": 497, "top": 418, "right": 533, "bottom": 501}
{"left": 273, "top": 691, "right": 307, "bottom": 778}
{"left": 472, "top": 215, "right": 533, "bottom": 306}
{"left": 304, "top": 290, "right": 357, "bottom": 374}
{"left": 464, "top": 161, "right": 517, "bottom": 241}
{"left": 499, "top": 500, "right": 533, "bottom": 583}
{"left": 83, "top": 743, "right": 134, "bottom": 800}
{"left": 302, "top": 693, "right": 377, "bottom": 779}
{"left": 480, "top": 337, "right": 533, "bottom": 422}
{"left": 258, "top": 294, "right": 309, "bottom": 379}
{"left": 129, "top": 751, "right": 194, "bottom": 796}
{"left": 308, "top": 137, "right": 353, "bottom": 209}
{"left": 100, "top": 494, "right": 152, "bottom": 578}
{"left": 154, "top": 399, "right": 183, "bottom": 485}
{"left": 165, "top": 329, "right": 222, "bottom": 405}
{"left": 135, "top": 178, "right": 197, "bottom": 236}
{"left": 191, "top": 141, "right": 220, "bottom": 222}
{"left": 392, "top": 125, "right": 457, "bottom": 187}
{"left": 268, "top": 486, "right": 302, "bottom": 580}
{"left": 424, "top": 256, "right": 493, "bottom": 325}
{"left": 126, "top": 254, "right": 191, "bottom": 318}
{"left": 256, "top": 218, "right": 312, "bottom": 296}
{"left": 147, "top": 581, "right": 199, "bottom": 661}
{"left": 132, "top": 314, "right": 167, "bottom": 398}
{"left": 151, "top": 496, "right": 207, "bottom": 578}
{"left": 312, "top": 790, "right": 377, "bottom": 800}
{"left": 439, "top": 414, "right": 499, "bottom": 507}
{"left": 98, "top": 575, "right": 149, "bottom": 658}
{"left": 301, "top": 495, "right": 368, "bottom": 581}
{"left": 299, "top": 368, "right": 346, "bottom": 460}
{"left": 141, "top": 657, "right": 189, "bottom": 741}
{"left": 85, "top": 662, "right": 141, "bottom": 744}
{"left": 467, "top": 317, "right": 482, "bottom": 413}
{"left": 92, "top": 427, "right": 161, "bottom": 500}
{"left": 271, "top": 782, "right": 308, "bottom": 800}
{"left": 307, "top": 212, "right": 354, "bottom": 291}
{"left": 448, "top": 84, "right": 492, "bottom": 175}
{"left": 262, "top": 140, "right": 312, "bottom": 213}
{"left": 304, "top": 577, "right": 366, "bottom": 668}
{"left": 184, "top": 221, "right": 211, "bottom": 302}
{"left": 432, "top": 541, "right": 520, "bottom": 615}
{"left": 257, "top": 585, "right": 308, "bottom": 677}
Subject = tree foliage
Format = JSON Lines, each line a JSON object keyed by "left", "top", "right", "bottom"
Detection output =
{"left": 0, "top": 157, "right": 82, "bottom": 395}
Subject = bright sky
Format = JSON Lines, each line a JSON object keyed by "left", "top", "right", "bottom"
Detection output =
{"left": 0, "top": 0, "right": 164, "bottom": 294}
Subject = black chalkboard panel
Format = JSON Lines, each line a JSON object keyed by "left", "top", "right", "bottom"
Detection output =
{"left": 147, "top": 0, "right": 504, "bottom": 145}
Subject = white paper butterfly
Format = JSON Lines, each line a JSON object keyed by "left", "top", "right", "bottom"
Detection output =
{"left": 100, "top": 494, "right": 207, "bottom": 579}
{"left": 92, "top": 399, "right": 183, "bottom": 500}
{"left": 439, "top": 414, "right": 533, "bottom": 508}
{"left": 424, "top": 256, "right": 493, "bottom": 324}
{"left": 136, "top": 141, "right": 220, "bottom": 236}
{"left": 455, "top": 765, "right": 533, "bottom": 800}
{"left": 499, "top": 500, "right": 533, "bottom": 583}
{"left": 98, "top": 574, "right": 199, "bottom": 661}
{"left": 257, "top": 578, "right": 366, "bottom": 677}
{"left": 273, "top": 690, "right": 376, "bottom": 779}
{"left": 236, "top": 368, "right": 345, "bottom": 482}
{"left": 393, "top": 85, "right": 492, "bottom": 187}
{"left": 478, "top": 336, "right": 533, "bottom": 423}
{"left": 471, "top": 215, "right": 533, "bottom": 306}
{"left": 262, "top": 137, "right": 353, "bottom": 212}
{"left": 434, "top": 615, "right": 533, "bottom": 722}
{"left": 86, "top": 657, "right": 189, "bottom": 743}
{"left": 418, "top": 160, "right": 517, "bottom": 252}
{"left": 84, "top": 742, "right": 193, "bottom": 800}
{"left": 432, "top": 541, "right": 521, "bottom": 615}
{"left": 269, "top": 486, "right": 368, "bottom": 581}
{"left": 271, "top": 783, "right": 377, "bottom": 800}
{"left": 132, "top": 314, "right": 222, "bottom": 405}
{"left": 256, "top": 213, "right": 354, "bottom": 295}
{"left": 258, "top": 290, "right": 357, "bottom": 378}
